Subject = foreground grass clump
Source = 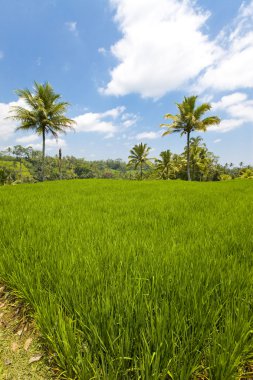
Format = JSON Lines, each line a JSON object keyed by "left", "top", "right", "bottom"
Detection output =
{"left": 0, "top": 180, "right": 252, "bottom": 379}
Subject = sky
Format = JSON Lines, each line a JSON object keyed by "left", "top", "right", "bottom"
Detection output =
{"left": 0, "top": 0, "right": 252, "bottom": 165}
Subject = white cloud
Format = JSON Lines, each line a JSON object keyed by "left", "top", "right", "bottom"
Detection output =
{"left": 74, "top": 108, "right": 121, "bottom": 134}
{"left": 136, "top": 131, "right": 161, "bottom": 140}
{"left": 0, "top": 99, "right": 70, "bottom": 149}
{"left": 197, "top": 1, "right": 253, "bottom": 92}
{"left": 213, "top": 139, "right": 221, "bottom": 143}
{"left": 213, "top": 92, "right": 253, "bottom": 123}
{"left": 46, "top": 138, "right": 66, "bottom": 147}
{"left": 0, "top": 99, "right": 25, "bottom": 141}
{"left": 65, "top": 21, "right": 78, "bottom": 36}
{"left": 103, "top": 106, "right": 126, "bottom": 118}
{"left": 100, "top": 0, "right": 253, "bottom": 98}
{"left": 101, "top": 0, "right": 217, "bottom": 98}
{"left": 16, "top": 135, "right": 39, "bottom": 144}
{"left": 210, "top": 92, "right": 253, "bottom": 133}
{"left": 74, "top": 113, "right": 116, "bottom": 133}
{"left": 104, "top": 132, "right": 114, "bottom": 139}
{"left": 121, "top": 112, "right": 139, "bottom": 127}
{"left": 212, "top": 92, "right": 248, "bottom": 110}
{"left": 227, "top": 100, "right": 253, "bottom": 123}
{"left": 0, "top": 51, "right": 4, "bottom": 60}
{"left": 74, "top": 106, "right": 137, "bottom": 135}
{"left": 98, "top": 47, "right": 106, "bottom": 55}
{"left": 209, "top": 119, "right": 244, "bottom": 133}
{"left": 29, "top": 138, "right": 66, "bottom": 151}
{"left": 1, "top": 100, "right": 137, "bottom": 145}
{"left": 122, "top": 119, "right": 136, "bottom": 128}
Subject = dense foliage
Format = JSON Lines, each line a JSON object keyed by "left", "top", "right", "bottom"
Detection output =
{"left": 161, "top": 95, "right": 220, "bottom": 180}
{"left": 0, "top": 140, "right": 252, "bottom": 185}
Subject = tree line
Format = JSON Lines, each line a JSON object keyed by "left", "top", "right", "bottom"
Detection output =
{"left": 0, "top": 141, "right": 252, "bottom": 185}
{"left": 0, "top": 81, "right": 251, "bottom": 184}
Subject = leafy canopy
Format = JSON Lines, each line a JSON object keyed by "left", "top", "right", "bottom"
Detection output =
{"left": 161, "top": 95, "right": 220, "bottom": 136}
{"left": 128, "top": 143, "right": 153, "bottom": 169}
{"left": 10, "top": 81, "right": 75, "bottom": 138}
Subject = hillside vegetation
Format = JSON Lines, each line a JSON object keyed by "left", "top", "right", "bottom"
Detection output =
{"left": 1, "top": 144, "right": 252, "bottom": 184}
{"left": 0, "top": 180, "right": 252, "bottom": 379}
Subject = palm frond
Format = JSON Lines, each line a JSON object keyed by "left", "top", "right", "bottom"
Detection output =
{"left": 194, "top": 103, "right": 211, "bottom": 119}
{"left": 9, "top": 82, "right": 75, "bottom": 142}
{"left": 202, "top": 116, "right": 221, "bottom": 126}
{"left": 161, "top": 95, "right": 220, "bottom": 143}
{"left": 184, "top": 96, "right": 198, "bottom": 113}
{"left": 162, "top": 129, "right": 173, "bottom": 136}
{"left": 164, "top": 113, "right": 177, "bottom": 121}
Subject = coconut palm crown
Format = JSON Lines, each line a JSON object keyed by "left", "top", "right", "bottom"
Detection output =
{"left": 128, "top": 143, "right": 152, "bottom": 180}
{"left": 9, "top": 81, "right": 75, "bottom": 181}
{"left": 161, "top": 95, "right": 220, "bottom": 181}
{"left": 155, "top": 150, "right": 172, "bottom": 180}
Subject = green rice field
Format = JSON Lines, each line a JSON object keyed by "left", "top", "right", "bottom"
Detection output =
{"left": 0, "top": 180, "right": 252, "bottom": 379}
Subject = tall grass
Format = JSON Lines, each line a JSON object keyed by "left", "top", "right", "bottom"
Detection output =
{"left": 0, "top": 180, "right": 252, "bottom": 379}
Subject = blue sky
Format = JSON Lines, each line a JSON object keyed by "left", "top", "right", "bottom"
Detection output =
{"left": 0, "top": 0, "right": 252, "bottom": 164}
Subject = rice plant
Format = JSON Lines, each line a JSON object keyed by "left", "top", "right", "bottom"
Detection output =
{"left": 0, "top": 180, "right": 252, "bottom": 379}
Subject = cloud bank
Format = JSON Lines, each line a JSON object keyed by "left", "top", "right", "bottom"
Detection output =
{"left": 101, "top": 0, "right": 253, "bottom": 99}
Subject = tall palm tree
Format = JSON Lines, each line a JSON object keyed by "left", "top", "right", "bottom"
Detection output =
{"left": 128, "top": 143, "right": 152, "bottom": 180}
{"left": 9, "top": 82, "right": 75, "bottom": 181}
{"left": 155, "top": 150, "right": 172, "bottom": 179}
{"left": 161, "top": 96, "right": 220, "bottom": 181}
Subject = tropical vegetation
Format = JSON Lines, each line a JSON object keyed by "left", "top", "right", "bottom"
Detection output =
{"left": 155, "top": 150, "right": 172, "bottom": 180}
{"left": 161, "top": 96, "right": 220, "bottom": 180}
{"left": 127, "top": 143, "right": 153, "bottom": 180}
{"left": 9, "top": 82, "right": 75, "bottom": 181}
{"left": 1, "top": 140, "right": 251, "bottom": 185}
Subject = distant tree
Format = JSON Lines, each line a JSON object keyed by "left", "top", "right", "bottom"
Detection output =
{"left": 9, "top": 82, "right": 75, "bottom": 181}
{"left": 12, "top": 145, "right": 29, "bottom": 181}
{"left": 239, "top": 168, "right": 253, "bottom": 179}
{"left": 0, "top": 167, "right": 12, "bottom": 185}
{"left": 128, "top": 143, "right": 152, "bottom": 180}
{"left": 185, "top": 137, "right": 220, "bottom": 181}
{"left": 187, "top": 137, "right": 203, "bottom": 180}
{"left": 169, "top": 154, "right": 187, "bottom": 179}
{"left": 220, "top": 174, "right": 232, "bottom": 181}
{"left": 155, "top": 150, "right": 172, "bottom": 179}
{"left": 161, "top": 96, "right": 220, "bottom": 181}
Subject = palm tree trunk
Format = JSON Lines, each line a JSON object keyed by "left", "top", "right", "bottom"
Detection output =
{"left": 19, "top": 159, "right": 22, "bottom": 181}
{"left": 187, "top": 132, "right": 191, "bottom": 181}
{"left": 140, "top": 163, "right": 143, "bottom": 180}
{"left": 42, "top": 129, "right": 46, "bottom": 181}
{"left": 59, "top": 148, "right": 62, "bottom": 180}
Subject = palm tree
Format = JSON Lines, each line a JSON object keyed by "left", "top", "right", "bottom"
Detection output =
{"left": 9, "top": 82, "right": 75, "bottom": 181}
{"left": 155, "top": 150, "right": 172, "bottom": 179}
{"left": 161, "top": 96, "right": 220, "bottom": 181}
{"left": 128, "top": 143, "right": 152, "bottom": 180}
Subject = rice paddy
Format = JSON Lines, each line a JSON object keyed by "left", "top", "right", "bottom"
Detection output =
{"left": 0, "top": 179, "right": 252, "bottom": 379}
